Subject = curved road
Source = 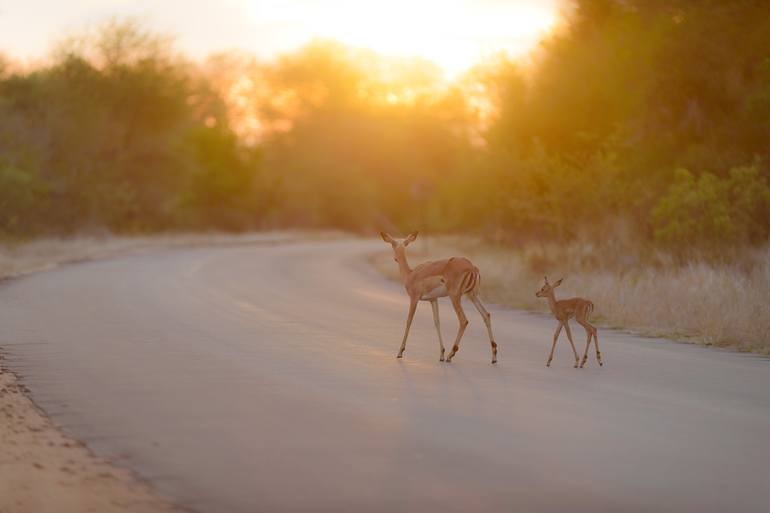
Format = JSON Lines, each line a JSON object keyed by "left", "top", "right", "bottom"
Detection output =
{"left": 1, "top": 240, "right": 769, "bottom": 513}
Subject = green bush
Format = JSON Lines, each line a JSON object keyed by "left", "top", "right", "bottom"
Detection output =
{"left": 0, "top": 164, "right": 47, "bottom": 236}
{"left": 652, "top": 166, "right": 770, "bottom": 250}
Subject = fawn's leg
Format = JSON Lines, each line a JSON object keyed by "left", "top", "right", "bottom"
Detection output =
{"left": 593, "top": 327, "right": 604, "bottom": 366}
{"left": 577, "top": 319, "right": 593, "bottom": 368}
{"left": 398, "top": 297, "right": 418, "bottom": 358}
{"left": 445, "top": 295, "right": 468, "bottom": 363}
{"left": 563, "top": 321, "right": 580, "bottom": 368}
{"left": 430, "top": 299, "right": 446, "bottom": 361}
{"left": 547, "top": 323, "right": 563, "bottom": 367}
{"left": 469, "top": 294, "right": 497, "bottom": 364}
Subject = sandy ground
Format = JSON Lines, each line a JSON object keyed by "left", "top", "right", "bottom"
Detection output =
{"left": 0, "top": 361, "right": 182, "bottom": 513}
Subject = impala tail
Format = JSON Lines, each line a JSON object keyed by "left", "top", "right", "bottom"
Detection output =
{"left": 461, "top": 268, "right": 481, "bottom": 295}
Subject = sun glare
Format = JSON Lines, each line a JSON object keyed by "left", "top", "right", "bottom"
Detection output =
{"left": 242, "top": 0, "right": 558, "bottom": 77}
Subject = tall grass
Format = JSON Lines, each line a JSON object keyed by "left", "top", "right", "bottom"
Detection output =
{"left": 4, "top": 233, "right": 767, "bottom": 353}
{"left": 371, "top": 237, "right": 770, "bottom": 354}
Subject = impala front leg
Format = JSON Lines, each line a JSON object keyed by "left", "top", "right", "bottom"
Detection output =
{"left": 398, "top": 297, "right": 418, "bottom": 358}
{"left": 563, "top": 321, "right": 580, "bottom": 368}
{"left": 547, "top": 323, "right": 563, "bottom": 367}
{"left": 430, "top": 299, "right": 446, "bottom": 361}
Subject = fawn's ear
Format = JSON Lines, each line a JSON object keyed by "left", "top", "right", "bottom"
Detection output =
{"left": 404, "top": 231, "right": 419, "bottom": 245}
{"left": 380, "top": 232, "right": 395, "bottom": 244}
{"left": 553, "top": 277, "right": 564, "bottom": 287}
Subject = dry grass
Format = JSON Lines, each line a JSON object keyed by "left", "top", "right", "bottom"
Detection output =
{"left": 371, "top": 236, "right": 770, "bottom": 354}
{"left": 4, "top": 230, "right": 768, "bottom": 352}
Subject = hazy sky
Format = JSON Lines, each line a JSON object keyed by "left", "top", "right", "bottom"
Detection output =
{"left": 0, "top": 0, "right": 561, "bottom": 75}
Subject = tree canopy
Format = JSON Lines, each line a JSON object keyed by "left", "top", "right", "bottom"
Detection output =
{"left": 1, "top": 2, "right": 768, "bottom": 254}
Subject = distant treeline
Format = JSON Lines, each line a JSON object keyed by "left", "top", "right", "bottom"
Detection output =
{"left": 1, "top": 0, "right": 769, "bottom": 253}
{"left": 0, "top": 22, "right": 265, "bottom": 234}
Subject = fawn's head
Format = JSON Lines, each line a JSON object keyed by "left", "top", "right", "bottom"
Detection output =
{"left": 380, "top": 231, "right": 418, "bottom": 263}
{"left": 536, "top": 276, "right": 563, "bottom": 297}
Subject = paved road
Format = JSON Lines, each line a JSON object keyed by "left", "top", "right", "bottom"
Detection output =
{"left": 2, "top": 240, "right": 769, "bottom": 513}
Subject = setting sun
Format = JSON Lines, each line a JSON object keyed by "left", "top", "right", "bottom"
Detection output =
{"left": 241, "top": 0, "right": 558, "bottom": 76}
{"left": 0, "top": 1, "right": 559, "bottom": 77}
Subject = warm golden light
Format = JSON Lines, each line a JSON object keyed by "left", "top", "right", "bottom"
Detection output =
{"left": 241, "top": 0, "right": 558, "bottom": 77}
{"left": 0, "top": 1, "right": 557, "bottom": 78}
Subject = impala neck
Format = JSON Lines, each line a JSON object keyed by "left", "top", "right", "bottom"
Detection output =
{"left": 395, "top": 246, "right": 412, "bottom": 284}
{"left": 546, "top": 289, "right": 559, "bottom": 315}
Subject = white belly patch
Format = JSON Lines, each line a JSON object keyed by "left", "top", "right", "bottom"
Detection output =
{"left": 421, "top": 284, "right": 448, "bottom": 300}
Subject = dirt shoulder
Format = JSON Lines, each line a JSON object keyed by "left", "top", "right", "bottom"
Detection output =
{"left": 0, "top": 231, "right": 345, "bottom": 513}
{"left": 0, "top": 362, "right": 183, "bottom": 513}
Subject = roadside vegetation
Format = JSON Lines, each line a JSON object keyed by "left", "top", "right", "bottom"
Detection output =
{"left": 372, "top": 237, "right": 770, "bottom": 353}
{"left": 1, "top": 1, "right": 768, "bottom": 350}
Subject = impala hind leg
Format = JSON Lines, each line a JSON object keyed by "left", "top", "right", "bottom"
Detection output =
{"left": 594, "top": 329, "right": 604, "bottom": 366}
{"left": 470, "top": 294, "right": 497, "bottom": 363}
{"left": 577, "top": 318, "right": 595, "bottom": 368}
{"left": 398, "top": 297, "right": 418, "bottom": 358}
{"left": 580, "top": 329, "right": 591, "bottom": 368}
{"left": 445, "top": 295, "right": 468, "bottom": 363}
{"left": 430, "top": 299, "right": 446, "bottom": 361}
{"left": 563, "top": 322, "right": 580, "bottom": 368}
{"left": 547, "top": 323, "right": 563, "bottom": 367}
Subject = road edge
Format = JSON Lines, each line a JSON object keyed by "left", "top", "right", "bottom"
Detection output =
{"left": 0, "top": 353, "right": 190, "bottom": 513}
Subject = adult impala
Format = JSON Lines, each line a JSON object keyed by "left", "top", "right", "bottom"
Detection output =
{"left": 380, "top": 231, "right": 497, "bottom": 363}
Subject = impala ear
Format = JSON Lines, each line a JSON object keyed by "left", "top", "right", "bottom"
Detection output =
{"left": 553, "top": 277, "right": 564, "bottom": 287}
{"left": 404, "top": 231, "right": 419, "bottom": 245}
{"left": 380, "top": 232, "right": 395, "bottom": 244}
{"left": 544, "top": 275, "right": 549, "bottom": 285}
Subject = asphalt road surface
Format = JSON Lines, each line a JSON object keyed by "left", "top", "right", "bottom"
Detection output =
{"left": 2, "top": 240, "right": 769, "bottom": 513}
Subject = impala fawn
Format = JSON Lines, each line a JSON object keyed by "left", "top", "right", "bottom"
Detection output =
{"left": 536, "top": 276, "right": 603, "bottom": 368}
{"left": 380, "top": 231, "right": 497, "bottom": 363}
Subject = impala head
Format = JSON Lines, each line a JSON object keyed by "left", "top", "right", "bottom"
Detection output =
{"left": 380, "top": 231, "right": 418, "bottom": 262}
{"left": 536, "top": 276, "right": 563, "bottom": 297}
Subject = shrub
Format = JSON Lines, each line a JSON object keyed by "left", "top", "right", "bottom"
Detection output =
{"left": 0, "top": 164, "right": 47, "bottom": 236}
{"left": 652, "top": 166, "right": 770, "bottom": 251}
